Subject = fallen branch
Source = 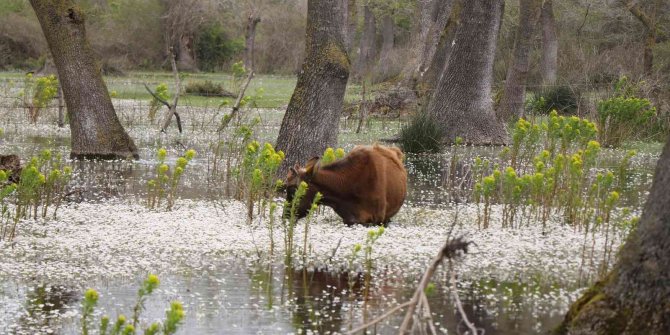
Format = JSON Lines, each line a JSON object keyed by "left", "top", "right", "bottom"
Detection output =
{"left": 160, "top": 48, "right": 182, "bottom": 133}
{"left": 398, "top": 237, "right": 472, "bottom": 334}
{"left": 346, "top": 237, "right": 473, "bottom": 335}
{"left": 346, "top": 301, "right": 413, "bottom": 334}
{"left": 217, "top": 70, "right": 255, "bottom": 132}
{"left": 449, "top": 260, "right": 478, "bottom": 335}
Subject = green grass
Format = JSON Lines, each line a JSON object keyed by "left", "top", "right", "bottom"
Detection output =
{"left": 0, "top": 70, "right": 368, "bottom": 109}
{"left": 109, "top": 72, "right": 363, "bottom": 109}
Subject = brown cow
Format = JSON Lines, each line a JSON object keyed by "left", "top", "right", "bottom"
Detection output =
{"left": 284, "top": 144, "right": 407, "bottom": 226}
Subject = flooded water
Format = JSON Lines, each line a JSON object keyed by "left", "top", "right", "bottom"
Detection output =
{"left": 3, "top": 259, "right": 573, "bottom": 335}
{"left": 0, "top": 91, "right": 660, "bottom": 334}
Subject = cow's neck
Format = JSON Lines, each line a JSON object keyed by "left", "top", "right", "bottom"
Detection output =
{"left": 309, "top": 169, "right": 347, "bottom": 199}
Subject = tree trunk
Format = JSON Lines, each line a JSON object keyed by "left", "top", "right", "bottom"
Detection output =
{"left": 29, "top": 0, "right": 138, "bottom": 160}
{"left": 176, "top": 34, "right": 197, "bottom": 71}
{"left": 426, "top": 0, "right": 507, "bottom": 145}
{"left": 345, "top": 0, "right": 357, "bottom": 51}
{"left": 556, "top": 134, "right": 670, "bottom": 335}
{"left": 643, "top": 32, "right": 655, "bottom": 75}
{"left": 621, "top": 0, "right": 665, "bottom": 75}
{"left": 418, "top": 0, "right": 453, "bottom": 78}
{"left": 497, "top": 0, "right": 542, "bottom": 122}
{"left": 244, "top": 14, "right": 261, "bottom": 72}
{"left": 275, "top": 0, "right": 350, "bottom": 175}
{"left": 419, "top": 1, "right": 461, "bottom": 95}
{"left": 540, "top": 0, "right": 558, "bottom": 85}
{"left": 399, "top": 0, "right": 435, "bottom": 86}
{"left": 355, "top": 5, "right": 376, "bottom": 77}
{"left": 376, "top": 14, "right": 395, "bottom": 80}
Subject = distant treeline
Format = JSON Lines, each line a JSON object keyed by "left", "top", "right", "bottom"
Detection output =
{"left": 0, "top": 0, "right": 668, "bottom": 86}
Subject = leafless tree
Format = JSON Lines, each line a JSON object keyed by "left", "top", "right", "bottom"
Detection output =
{"left": 426, "top": 0, "right": 508, "bottom": 145}
{"left": 275, "top": 0, "right": 350, "bottom": 175}
{"left": 29, "top": 0, "right": 138, "bottom": 159}
{"left": 497, "top": 0, "right": 542, "bottom": 121}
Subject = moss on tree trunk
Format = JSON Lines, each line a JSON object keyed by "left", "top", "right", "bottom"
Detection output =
{"left": 29, "top": 0, "right": 138, "bottom": 160}
{"left": 556, "top": 134, "right": 670, "bottom": 334}
{"left": 275, "top": 0, "right": 350, "bottom": 175}
{"left": 426, "top": 0, "right": 508, "bottom": 145}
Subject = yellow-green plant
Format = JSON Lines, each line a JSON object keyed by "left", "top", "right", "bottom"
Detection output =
{"left": 282, "top": 181, "right": 308, "bottom": 267}
{"left": 301, "top": 192, "right": 322, "bottom": 264}
{"left": 81, "top": 274, "right": 185, "bottom": 335}
{"left": 597, "top": 76, "right": 657, "bottom": 147}
{"left": 147, "top": 148, "right": 196, "bottom": 211}
{"left": 347, "top": 243, "right": 362, "bottom": 295}
{"left": 1, "top": 150, "right": 72, "bottom": 241}
{"left": 20, "top": 73, "right": 58, "bottom": 124}
{"left": 230, "top": 60, "right": 246, "bottom": 95}
{"left": 238, "top": 141, "right": 284, "bottom": 222}
{"left": 81, "top": 288, "right": 99, "bottom": 335}
{"left": 363, "top": 227, "right": 385, "bottom": 301}
{"left": 148, "top": 83, "right": 170, "bottom": 123}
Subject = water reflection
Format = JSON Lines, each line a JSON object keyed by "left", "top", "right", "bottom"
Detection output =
{"left": 12, "top": 284, "right": 78, "bottom": 334}
{"left": 1, "top": 258, "right": 580, "bottom": 334}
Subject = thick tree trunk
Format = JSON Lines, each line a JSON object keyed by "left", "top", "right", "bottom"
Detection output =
{"left": 345, "top": 0, "right": 357, "bottom": 51}
{"left": 418, "top": 0, "right": 453, "bottom": 78}
{"left": 557, "top": 134, "right": 670, "bottom": 334}
{"left": 275, "top": 0, "right": 350, "bottom": 175}
{"left": 419, "top": 1, "right": 461, "bottom": 95}
{"left": 355, "top": 5, "right": 376, "bottom": 77}
{"left": 399, "top": 0, "right": 435, "bottom": 86}
{"left": 176, "top": 34, "right": 197, "bottom": 71}
{"left": 29, "top": 0, "right": 138, "bottom": 160}
{"left": 400, "top": 0, "right": 453, "bottom": 88}
{"left": 376, "top": 14, "right": 395, "bottom": 80}
{"left": 497, "top": 0, "right": 542, "bottom": 122}
{"left": 426, "top": 0, "right": 507, "bottom": 145}
{"left": 540, "top": 0, "right": 558, "bottom": 85}
{"left": 244, "top": 14, "right": 261, "bottom": 72}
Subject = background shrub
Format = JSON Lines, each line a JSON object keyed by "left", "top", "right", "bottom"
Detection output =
{"left": 527, "top": 85, "right": 579, "bottom": 115}
{"left": 184, "top": 80, "right": 235, "bottom": 97}
{"left": 399, "top": 112, "right": 444, "bottom": 154}
{"left": 597, "top": 77, "right": 657, "bottom": 147}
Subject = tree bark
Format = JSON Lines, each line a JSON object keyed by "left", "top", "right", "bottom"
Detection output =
{"left": 622, "top": 0, "right": 665, "bottom": 75}
{"left": 399, "top": 0, "right": 435, "bottom": 86}
{"left": 540, "top": 0, "right": 558, "bottom": 85}
{"left": 497, "top": 0, "right": 542, "bottom": 122}
{"left": 556, "top": 134, "right": 670, "bottom": 334}
{"left": 426, "top": 0, "right": 507, "bottom": 145}
{"left": 345, "top": 0, "right": 357, "bottom": 51}
{"left": 244, "top": 13, "right": 261, "bottom": 72}
{"left": 275, "top": 0, "right": 350, "bottom": 175}
{"left": 176, "top": 34, "right": 197, "bottom": 71}
{"left": 376, "top": 14, "right": 395, "bottom": 80}
{"left": 355, "top": 5, "right": 376, "bottom": 77}
{"left": 29, "top": 0, "right": 138, "bottom": 160}
{"left": 419, "top": 1, "right": 461, "bottom": 95}
{"left": 418, "top": 0, "right": 453, "bottom": 78}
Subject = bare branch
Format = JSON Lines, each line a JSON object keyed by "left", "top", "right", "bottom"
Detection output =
{"left": 623, "top": 0, "right": 667, "bottom": 42}
{"left": 160, "top": 49, "right": 182, "bottom": 133}
{"left": 399, "top": 237, "right": 472, "bottom": 334}
{"left": 144, "top": 84, "right": 171, "bottom": 109}
{"left": 346, "top": 301, "right": 413, "bottom": 334}
{"left": 449, "top": 261, "right": 478, "bottom": 335}
{"left": 217, "top": 70, "right": 255, "bottom": 132}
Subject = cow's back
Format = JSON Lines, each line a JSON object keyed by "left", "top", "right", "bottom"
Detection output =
{"left": 370, "top": 145, "right": 407, "bottom": 222}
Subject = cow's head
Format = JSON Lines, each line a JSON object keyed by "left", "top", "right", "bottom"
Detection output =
{"left": 284, "top": 157, "right": 320, "bottom": 219}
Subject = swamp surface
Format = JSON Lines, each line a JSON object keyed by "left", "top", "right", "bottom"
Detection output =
{"left": 0, "top": 74, "right": 662, "bottom": 334}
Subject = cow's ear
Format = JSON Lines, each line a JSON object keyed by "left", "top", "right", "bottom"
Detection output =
{"left": 305, "top": 156, "right": 320, "bottom": 176}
